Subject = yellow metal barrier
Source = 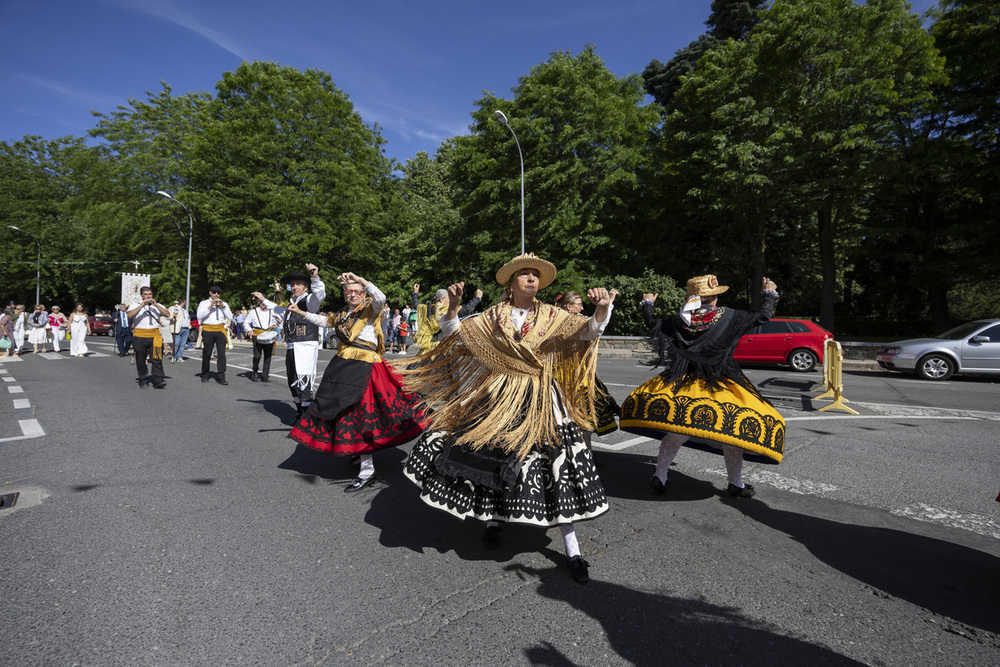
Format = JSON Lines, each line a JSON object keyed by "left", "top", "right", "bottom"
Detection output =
{"left": 814, "top": 339, "right": 859, "bottom": 415}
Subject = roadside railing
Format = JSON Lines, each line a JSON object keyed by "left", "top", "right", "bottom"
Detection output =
{"left": 814, "top": 339, "right": 859, "bottom": 415}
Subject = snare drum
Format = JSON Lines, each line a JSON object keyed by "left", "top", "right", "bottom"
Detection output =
{"left": 256, "top": 330, "right": 278, "bottom": 345}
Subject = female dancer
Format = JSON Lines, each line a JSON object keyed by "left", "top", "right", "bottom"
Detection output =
{"left": 283, "top": 272, "right": 425, "bottom": 493}
{"left": 402, "top": 253, "right": 614, "bottom": 583}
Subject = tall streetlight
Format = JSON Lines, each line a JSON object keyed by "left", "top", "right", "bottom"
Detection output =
{"left": 156, "top": 191, "right": 194, "bottom": 308}
{"left": 493, "top": 110, "right": 525, "bottom": 255}
{"left": 8, "top": 226, "right": 40, "bottom": 304}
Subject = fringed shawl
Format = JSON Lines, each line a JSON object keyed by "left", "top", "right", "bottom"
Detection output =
{"left": 398, "top": 300, "right": 600, "bottom": 459}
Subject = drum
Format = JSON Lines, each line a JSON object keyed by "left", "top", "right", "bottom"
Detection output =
{"left": 256, "top": 330, "right": 278, "bottom": 345}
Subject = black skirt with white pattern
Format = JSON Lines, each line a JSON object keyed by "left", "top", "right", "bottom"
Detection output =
{"left": 403, "top": 399, "right": 609, "bottom": 526}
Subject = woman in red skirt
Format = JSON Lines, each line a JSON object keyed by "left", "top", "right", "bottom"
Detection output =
{"left": 288, "top": 272, "right": 426, "bottom": 493}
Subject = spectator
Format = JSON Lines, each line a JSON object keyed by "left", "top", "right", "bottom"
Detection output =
{"left": 49, "top": 305, "right": 68, "bottom": 353}
{"left": 1, "top": 307, "right": 14, "bottom": 357}
{"left": 169, "top": 299, "right": 191, "bottom": 362}
{"left": 397, "top": 318, "right": 409, "bottom": 355}
{"left": 11, "top": 304, "right": 26, "bottom": 355}
{"left": 27, "top": 304, "right": 48, "bottom": 354}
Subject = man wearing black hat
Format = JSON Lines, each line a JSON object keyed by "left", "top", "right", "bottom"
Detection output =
{"left": 196, "top": 286, "right": 233, "bottom": 384}
{"left": 251, "top": 262, "right": 325, "bottom": 419}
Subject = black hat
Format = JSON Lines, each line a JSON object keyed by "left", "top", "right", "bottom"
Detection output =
{"left": 285, "top": 270, "right": 310, "bottom": 284}
{"left": 209, "top": 285, "right": 222, "bottom": 294}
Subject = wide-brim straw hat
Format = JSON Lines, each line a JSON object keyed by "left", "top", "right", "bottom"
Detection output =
{"left": 496, "top": 253, "right": 557, "bottom": 290}
{"left": 686, "top": 274, "right": 729, "bottom": 297}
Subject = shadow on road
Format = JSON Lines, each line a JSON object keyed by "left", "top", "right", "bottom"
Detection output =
{"left": 507, "top": 563, "right": 864, "bottom": 667}
{"left": 593, "top": 450, "right": 730, "bottom": 503}
{"left": 733, "top": 500, "right": 1000, "bottom": 634}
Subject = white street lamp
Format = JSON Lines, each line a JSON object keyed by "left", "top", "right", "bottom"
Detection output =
{"left": 156, "top": 191, "right": 194, "bottom": 308}
{"left": 8, "top": 225, "right": 41, "bottom": 304}
{"left": 493, "top": 110, "right": 525, "bottom": 255}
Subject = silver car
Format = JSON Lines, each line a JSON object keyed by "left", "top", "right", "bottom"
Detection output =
{"left": 876, "top": 319, "right": 1000, "bottom": 380}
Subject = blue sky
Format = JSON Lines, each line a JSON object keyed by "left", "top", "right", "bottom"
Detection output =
{"left": 1, "top": 0, "right": 939, "bottom": 165}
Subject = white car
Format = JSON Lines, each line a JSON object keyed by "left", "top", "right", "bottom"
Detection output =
{"left": 876, "top": 319, "right": 1000, "bottom": 380}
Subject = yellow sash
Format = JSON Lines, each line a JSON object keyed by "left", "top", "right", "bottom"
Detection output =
{"left": 133, "top": 327, "right": 163, "bottom": 359}
{"left": 202, "top": 323, "right": 226, "bottom": 333}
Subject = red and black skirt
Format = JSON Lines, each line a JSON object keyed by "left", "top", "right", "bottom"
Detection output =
{"left": 289, "top": 356, "right": 426, "bottom": 455}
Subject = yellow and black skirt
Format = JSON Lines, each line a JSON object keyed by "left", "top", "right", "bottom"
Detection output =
{"left": 620, "top": 375, "right": 784, "bottom": 464}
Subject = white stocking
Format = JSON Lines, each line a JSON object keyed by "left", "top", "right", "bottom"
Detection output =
{"left": 723, "top": 445, "right": 744, "bottom": 487}
{"left": 560, "top": 524, "right": 580, "bottom": 558}
{"left": 358, "top": 454, "right": 375, "bottom": 480}
{"left": 655, "top": 433, "right": 685, "bottom": 483}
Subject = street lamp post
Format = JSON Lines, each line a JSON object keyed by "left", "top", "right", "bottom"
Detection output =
{"left": 156, "top": 191, "right": 194, "bottom": 308}
{"left": 7, "top": 225, "right": 41, "bottom": 304}
{"left": 493, "top": 110, "right": 525, "bottom": 255}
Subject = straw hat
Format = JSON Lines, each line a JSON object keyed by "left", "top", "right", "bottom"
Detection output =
{"left": 686, "top": 274, "right": 729, "bottom": 297}
{"left": 495, "top": 253, "right": 557, "bottom": 290}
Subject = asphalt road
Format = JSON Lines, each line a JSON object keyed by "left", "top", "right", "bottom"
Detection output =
{"left": 1, "top": 340, "right": 998, "bottom": 666}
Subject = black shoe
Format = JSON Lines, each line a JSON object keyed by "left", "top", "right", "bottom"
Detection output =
{"left": 201, "top": 375, "right": 211, "bottom": 383}
{"left": 249, "top": 372, "right": 259, "bottom": 382}
{"left": 139, "top": 381, "right": 149, "bottom": 389}
{"left": 153, "top": 381, "right": 167, "bottom": 389}
{"left": 727, "top": 483, "right": 756, "bottom": 498}
{"left": 568, "top": 556, "right": 590, "bottom": 583}
{"left": 482, "top": 524, "right": 503, "bottom": 549}
{"left": 216, "top": 376, "right": 228, "bottom": 385}
{"left": 344, "top": 475, "right": 376, "bottom": 493}
{"left": 260, "top": 376, "right": 269, "bottom": 383}
{"left": 649, "top": 475, "right": 668, "bottom": 496}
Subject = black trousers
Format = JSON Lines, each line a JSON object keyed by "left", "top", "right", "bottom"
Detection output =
{"left": 132, "top": 335, "right": 164, "bottom": 384}
{"left": 285, "top": 347, "right": 315, "bottom": 404}
{"left": 201, "top": 330, "right": 227, "bottom": 376}
{"left": 252, "top": 338, "right": 274, "bottom": 376}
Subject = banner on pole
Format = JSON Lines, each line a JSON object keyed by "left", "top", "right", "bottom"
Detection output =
{"left": 121, "top": 273, "right": 151, "bottom": 306}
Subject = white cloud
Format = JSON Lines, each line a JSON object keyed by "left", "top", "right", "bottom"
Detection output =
{"left": 17, "top": 75, "right": 121, "bottom": 110}
{"left": 102, "top": 0, "right": 249, "bottom": 60}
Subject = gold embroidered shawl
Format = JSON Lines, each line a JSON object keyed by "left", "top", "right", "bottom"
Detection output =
{"left": 398, "top": 300, "right": 600, "bottom": 459}
{"left": 333, "top": 298, "right": 385, "bottom": 362}
{"left": 414, "top": 301, "right": 448, "bottom": 354}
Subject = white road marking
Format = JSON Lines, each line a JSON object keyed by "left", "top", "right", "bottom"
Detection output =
{"left": 2, "top": 376, "right": 14, "bottom": 382}
{"left": 892, "top": 504, "right": 1000, "bottom": 540}
{"left": 8, "top": 386, "right": 24, "bottom": 394}
{"left": 0, "top": 419, "right": 45, "bottom": 442}
{"left": 13, "top": 399, "right": 30, "bottom": 409}
{"left": 592, "top": 435, "right": 655, "bottom": 451}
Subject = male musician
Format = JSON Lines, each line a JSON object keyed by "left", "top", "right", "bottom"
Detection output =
{"left": 127, "top": 286, "right": 170, "bottom": 389}
{"left": 243, "top": 297, "right": 282, "bottom": 382}
{"left": 196, "top": 286, "right": 233, "bottom": 384}
{"left": 251, "top": 262, "right": 325, "bottom": 420}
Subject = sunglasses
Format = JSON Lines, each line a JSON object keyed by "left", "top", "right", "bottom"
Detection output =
{"left": 343, "top": 289, "right": 363, "bottom": 296}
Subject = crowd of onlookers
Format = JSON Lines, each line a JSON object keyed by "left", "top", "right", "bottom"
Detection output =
{"left": 2, "top": 288, "right": 440, "bottom": 359}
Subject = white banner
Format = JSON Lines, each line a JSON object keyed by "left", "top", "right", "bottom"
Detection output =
{"left": 121, "top": 273, "right": 151, "bottom": 306}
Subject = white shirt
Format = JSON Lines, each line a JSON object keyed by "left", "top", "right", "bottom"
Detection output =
{"left": 196, "top": 299, "right": 234, "bottom": 325}
{"left": 128, "top": 302, "right": 168, "bottom": 330}
{"left": 244, "top": 306, "right": 282, "bottom": 333}
{"left": 261, "top": 276, "right": 327, "bottom": 348}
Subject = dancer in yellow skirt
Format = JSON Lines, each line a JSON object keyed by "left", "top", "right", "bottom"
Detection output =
{"left": 619, "top": 274, "right": 783, "bottom": 498}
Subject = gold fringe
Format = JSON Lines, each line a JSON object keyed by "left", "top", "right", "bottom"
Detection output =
{"left": 396, "top": 301, "right": 600, "bottom": 460}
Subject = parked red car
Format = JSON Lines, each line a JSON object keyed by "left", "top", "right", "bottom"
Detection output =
{"left": 89, "top": 315, "right": 113, "bottom": 335}
{"left": 734, "top": 318, "right": 832, "bottom": 372}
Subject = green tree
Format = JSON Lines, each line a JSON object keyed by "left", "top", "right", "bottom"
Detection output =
{"left": 446, "top": 46, "right": 659, "bottom": 290}
{"left": 643, "top": 0, "right": 767, "bottom": 111}
{"left": 662, "top": 0, "right": 946, "bottom": 331}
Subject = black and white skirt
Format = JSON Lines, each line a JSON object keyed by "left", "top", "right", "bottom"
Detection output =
{"left": 403, "top": 403, "right": 609, "bottom": 527}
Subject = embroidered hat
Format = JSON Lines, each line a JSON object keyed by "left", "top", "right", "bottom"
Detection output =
{"left": 686, "top": 274, "right": 729, "bottom": 297}
{"left": 495, "top": 252, "right": 557, "bottom": 290}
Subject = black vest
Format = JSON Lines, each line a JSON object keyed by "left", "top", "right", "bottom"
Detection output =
{"left": 283, "top": 297, "right": 319, "bottom": 343}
